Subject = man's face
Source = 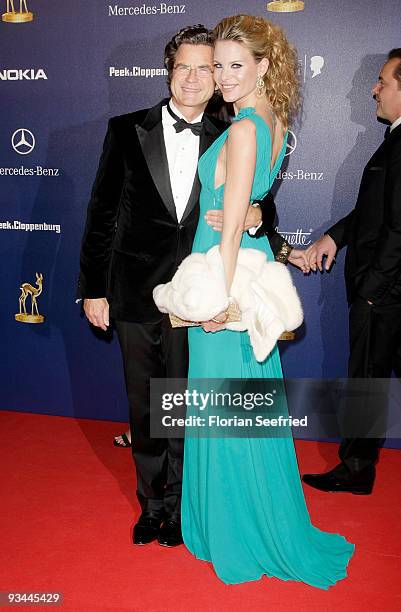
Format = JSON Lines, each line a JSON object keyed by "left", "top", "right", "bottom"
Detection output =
{"left": 170, "top": 44, "right": 215, "bottom": 116}
{"left": 372, "top": 58, "right": 401, "bottom": 123}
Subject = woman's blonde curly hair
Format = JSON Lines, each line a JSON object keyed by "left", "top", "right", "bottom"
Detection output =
{"left": 213, "top": 14, "right": 300, "bottom": 127}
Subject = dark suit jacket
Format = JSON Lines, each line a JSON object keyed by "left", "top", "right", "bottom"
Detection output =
{"left": 327, "top": 124, "right": 401, "bottom": 305}
{"left": 79, "top": 99, "right": 287, "bottom": 322}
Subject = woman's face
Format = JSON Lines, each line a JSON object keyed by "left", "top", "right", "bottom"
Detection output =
{"left": 213, "top": 40, "right": 268, "bottom": 107}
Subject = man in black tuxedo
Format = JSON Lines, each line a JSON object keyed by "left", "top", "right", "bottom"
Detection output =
{"left": 303, "top": 49, "right": 401, "bottom": 494}
{"left": 79, "top": 25, "right": 301, "bottom": 547}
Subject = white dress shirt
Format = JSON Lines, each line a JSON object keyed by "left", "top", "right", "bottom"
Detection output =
{"left": 162, "top": 100, "right": 203, "bottom": 222}
{"left": 162, "top": 100, "right": 261, "bottom": 233}
{"left": 390, "top": 116, "right": 401, "bottom": 132}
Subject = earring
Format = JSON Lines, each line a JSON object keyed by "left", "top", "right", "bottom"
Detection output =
{"left": 256, "top": 75, "right": 266, "bottom": 98}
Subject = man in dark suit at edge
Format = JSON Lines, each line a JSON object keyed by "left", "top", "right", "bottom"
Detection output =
{"left": 303, "top": 49, "right": 401, "bottom": 494}
{"left": 79, "top": 25, "right": 305, "bottom": 548}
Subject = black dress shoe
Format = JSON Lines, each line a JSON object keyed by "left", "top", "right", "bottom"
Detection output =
{"left": 157, "top": 518, "right": 183, "bottom": 547}
{"left": 302, "top": 463, "right": 375, "bottom": 495}
{"left": 133, "top": 514, "right": 163, "bottom": 545}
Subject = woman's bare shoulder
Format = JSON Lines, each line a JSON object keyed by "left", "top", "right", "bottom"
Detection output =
{"left": 227, "top": 118, "right": 256, "bottom": 146}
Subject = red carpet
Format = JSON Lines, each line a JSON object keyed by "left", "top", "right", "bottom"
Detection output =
{"left": 1, "top": 410, "right": 401, "bottom": 611}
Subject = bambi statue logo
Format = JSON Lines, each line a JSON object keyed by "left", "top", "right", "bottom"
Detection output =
{"left": 2, "top": 0, "right": 34, "bottom": 23}
{"left": 15, "top": 273, "right": 45, "bottom": 323}
{"left": 267, "top": 0, "right": 305, "bottom": 12}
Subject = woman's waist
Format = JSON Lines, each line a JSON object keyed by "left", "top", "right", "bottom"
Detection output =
{"left": 199, "top": 188, "right": 222, "bottom": 211}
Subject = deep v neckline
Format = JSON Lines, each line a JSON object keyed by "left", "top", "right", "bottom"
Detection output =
{"left": 213, "top": 107, "right": 287, "bottom": 192}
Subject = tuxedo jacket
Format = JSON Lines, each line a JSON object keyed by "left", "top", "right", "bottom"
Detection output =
{"left": 327, "top": 124, "right": 401, "bottom": 306}
{"left": 79, "top": 99, "right": 286, "bottom": 322}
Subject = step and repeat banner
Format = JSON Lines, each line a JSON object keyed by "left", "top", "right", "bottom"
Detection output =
{"left": 1, "top": 1, "right": 400, "bottom": 441}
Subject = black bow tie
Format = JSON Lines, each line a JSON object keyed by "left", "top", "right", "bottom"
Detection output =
{"left": 384, "top": 126, "right": 391, "bottom": 140}
{"left": 167, "top": 103, "right": 203, "bottom": 136}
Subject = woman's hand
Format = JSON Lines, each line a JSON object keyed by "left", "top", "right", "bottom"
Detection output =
{"left": 201, "top": 319, "right": 227, "bottom": 333}
{"left": 201, "top": 309, "right": 228, "bottom": 332}
{"left": 287, "top": 248, "right": 310, "bottom": 273}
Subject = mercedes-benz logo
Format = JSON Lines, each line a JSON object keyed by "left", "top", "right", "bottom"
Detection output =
{"left": 285, "top": 130, "right": 297, "bottom": 156}
{"left": 11, "top": 128, "right": 36, "bottom": 155}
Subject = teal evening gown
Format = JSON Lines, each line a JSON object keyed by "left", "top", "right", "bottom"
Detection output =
{"left": 181, "top": 108, "right": 355, "bottom": 588}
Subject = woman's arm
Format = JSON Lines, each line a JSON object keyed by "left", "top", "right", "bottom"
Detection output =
{"left": 220, "top": 119, "right": 257, "bottom": 292}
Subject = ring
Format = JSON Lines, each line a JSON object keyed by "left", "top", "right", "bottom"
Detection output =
{"left": 212, "top": 311, "right": 229, "bottom": 324}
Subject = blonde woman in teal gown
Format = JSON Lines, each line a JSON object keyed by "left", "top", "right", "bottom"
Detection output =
{"left": 181, "top": 15, "right": 355, "bottom": 588}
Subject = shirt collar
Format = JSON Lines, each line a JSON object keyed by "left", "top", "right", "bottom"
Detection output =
{"left": 166, "top": 98, "right": 204, "bottom": 124}
{"left": 390, "top": 116, "right": 401, "bottom": 132}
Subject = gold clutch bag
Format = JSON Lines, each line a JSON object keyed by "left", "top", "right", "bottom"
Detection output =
{"left": 169, "top": 301, "right": 242, "bottom": 328}
{"left": 169, "top": 302, "right": 295, "bottom": 340}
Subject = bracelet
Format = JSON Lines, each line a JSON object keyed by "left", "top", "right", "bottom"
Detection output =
{"left": 275, "top": 241, "right": 293, "bottom": 264}
{"left": 211, "top": 299, "right": 239, "bottom": 324}
{"left": 211, "top": 311, "right": 229, "bottom": 324}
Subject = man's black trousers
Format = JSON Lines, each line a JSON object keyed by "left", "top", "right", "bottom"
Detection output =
{"left": 116, "top": 317, "right": 188, "bottom": 519}
{"left": 339, "top": 297, "right": 401, "bottom": 473}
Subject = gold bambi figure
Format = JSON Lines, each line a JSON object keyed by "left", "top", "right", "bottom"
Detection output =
{"left": 2, "top": 0, "right": 34, "bottom": 23}
{"left": 15, "top": 273, "right": 45, "bottom": 323}
{"left": 267, "top": 0, "right": 305, "bottom": 13}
